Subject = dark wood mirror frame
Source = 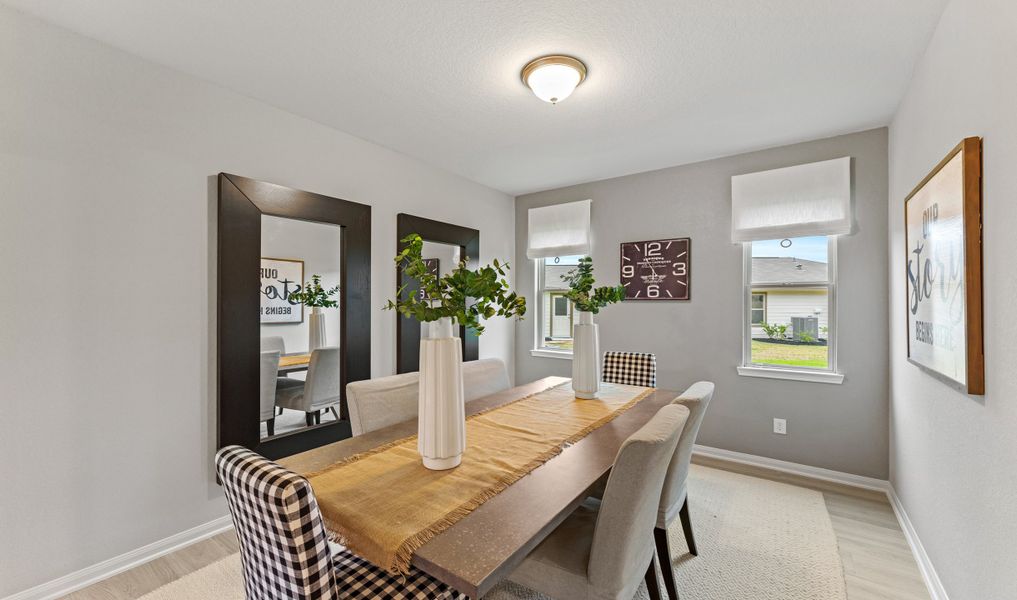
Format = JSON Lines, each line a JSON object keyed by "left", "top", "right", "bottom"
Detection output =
{"left": 217, "top": 173, "right": 371, "bottom": 459}
{"left": 396, "top": 214, "right": 480, "bottom": 374}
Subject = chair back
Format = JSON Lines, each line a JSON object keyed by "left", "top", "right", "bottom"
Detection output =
{"left": 602, "top": 351, "right": 656, "bottom": 387}
{"left": 463, "top": 358, "right": 511, "bottom": 401}
{"left": 260, "top": 336, "right": 286, "bottom": 354}
{"left": 588, "top": 404, "right": 688, "bottom": 598}
{"left": 304, "top": 347, "right": 341, "bottom": 411}
{"left": 260, "top": 350, "right": 281, "bottom": 422}
{"left": 215, "top": 446, "right": 337, "bottom": 600}
{"left": 347, "top": 371, "right": 419, "bottom": 436}
{"left": 658, "top": 381, "right": 714, "bottom": 526}
{"left": 347, "top": 359, "right": 511, "bottom": 436}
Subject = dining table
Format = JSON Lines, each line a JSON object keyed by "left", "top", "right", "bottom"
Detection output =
{"left": 277, "top": 352, "right": 311, "bottom": 375}
{"left": 278, "top": 376, "right": 681, "bottom": 599}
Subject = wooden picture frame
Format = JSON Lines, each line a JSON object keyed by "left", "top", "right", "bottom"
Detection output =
{"left": 218, "top": 173, "right": 371, "bottom": 459}
{"left": 260, "top": 257, "right": 305, "bottom": 324}
{"left": 395, "top": 214, "right": 480, "bottom": 374}
{"left": 903, "top": 137, "right": 983, "bottom": 395}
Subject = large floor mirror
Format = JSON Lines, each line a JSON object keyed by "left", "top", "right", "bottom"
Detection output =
{"left": 396, "top": 214, "right": 480, "bottom": 373}
{"left": 218, "top": 173, "right": 371, "bottom": 459}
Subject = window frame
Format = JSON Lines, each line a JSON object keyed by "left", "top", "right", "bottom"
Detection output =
{"left": 531, "top": 257, "right": 575, "bottom": 359}
{"left": 738, "top": 236, "right": 843, "bottom": 384}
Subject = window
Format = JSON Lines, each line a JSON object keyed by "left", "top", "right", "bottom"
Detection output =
{"left": 750, "top": 293, "right": 767, "bottom": 325}
{"left": 742, "top": 236, "right": 838, "bottom": 378}
{"left": 534, "top": 255, "right": 581, "bottom": 354}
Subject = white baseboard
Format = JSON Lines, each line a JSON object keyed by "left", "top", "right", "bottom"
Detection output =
{"left": 886, "top": 486, "right": 950, "bottom": 600}
{"left": 693, "top": 444, "right": 890, "bottom": 492}
{"left": 693, "top": 444, "right": 949, "bottom": 600}
{"left": 4, "top": 515, "right": 233, "bottom": 600}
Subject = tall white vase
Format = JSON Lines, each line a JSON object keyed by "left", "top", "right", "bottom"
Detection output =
{"left": 417, "top": 317, "right": 466, "bottom": 470}
{"left": 572, "top": 311, "right": 600, "bottom": 399}
{"left": 308, "top": 306, "right": 327, "bottom": 351}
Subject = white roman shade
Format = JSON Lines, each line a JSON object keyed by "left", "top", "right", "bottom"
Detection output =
{"left": 731, "top": 157, "right": 853, "bottom": 242}
{"left": 526, "top": 199, "right": 592, "bottom": 259}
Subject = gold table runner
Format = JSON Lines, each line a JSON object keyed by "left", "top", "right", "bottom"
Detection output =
{"left": 305, "top": 382, "right": 653, "bottom": 574}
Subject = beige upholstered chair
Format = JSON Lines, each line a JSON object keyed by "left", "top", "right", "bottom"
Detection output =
{"left": 653, "top": 381, "right": 714, "bottom": 599}
{"left": 276, "top": 347, "right": 341, "bottom": 426}
{"left": 346, "top": 358, "right": 511, "bottom": 436}
{"left": 259, "top": 350, "right": 281, "bottom": 436}
{"left": 507, "top": 404, "right": 690, "bottom": 600}
{"left": 260, "top": 336, "right": 285, "bottom": 354}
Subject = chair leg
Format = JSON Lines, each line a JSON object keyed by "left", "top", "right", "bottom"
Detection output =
{"left": 644, "top": 560, "right": 664, "bottom": 600}
{"left": 329, "top": 406, "right": 339, "bottom": 421}
{"left": 277, "top": 407, "right": 283, "bottom": 416}
{"left": 266, "top": 418, "right": 275, "bottom": 437}
{"left": 314, "top": 410, "right": 321, "bottom": 425}
{"left": 305, "top": 412, "right": 315, "bottom": 427}
{"left": 679, "top": 498, "right": 698, "bottom": 557}
{"left": 654, "top": 526, "right": 680, "bottom": 600}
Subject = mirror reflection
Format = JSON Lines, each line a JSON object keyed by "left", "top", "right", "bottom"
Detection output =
{"left": 259, "top": 215, "right": 343, "bottom": 439}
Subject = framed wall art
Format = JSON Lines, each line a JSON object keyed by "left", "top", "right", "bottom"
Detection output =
{"left": 620, "top": 238, "right": 691, "bottom": 301}
{"left": 260, "top": 257, "right": 304, "bottom": 324}
{"left": 904, "top": 137, "right": 983, "bottom": 394}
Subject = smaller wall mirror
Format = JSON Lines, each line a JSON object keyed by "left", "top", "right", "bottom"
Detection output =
{"left": 396, "top": 214, "right": 480, "bottom": 374}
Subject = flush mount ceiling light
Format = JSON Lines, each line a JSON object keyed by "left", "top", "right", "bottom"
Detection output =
{"left": 521, "top": 55, "right": 587, "bottom": 104}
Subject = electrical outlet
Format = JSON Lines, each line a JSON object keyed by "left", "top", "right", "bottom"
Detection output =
{"left": 773, "top": 418, "right": 787, "bottom": 435}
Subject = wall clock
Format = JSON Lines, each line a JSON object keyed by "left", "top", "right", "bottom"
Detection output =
{"left": 620, "top": 238, "right": 691, "bottom": 301}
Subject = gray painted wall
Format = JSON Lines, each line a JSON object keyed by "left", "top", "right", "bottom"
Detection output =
{"left": 515, "top": 128, "right": 889, "bottom": 479}
{"left": 0, "top": 7, "right": 513, "bottom": 597}
{"left": 888, "top": 0, "right": 1017, "bottom": 597}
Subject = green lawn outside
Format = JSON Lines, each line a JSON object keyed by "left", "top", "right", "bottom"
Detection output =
{"left": 751, "top": 340, "right": 828, "bottom": 368}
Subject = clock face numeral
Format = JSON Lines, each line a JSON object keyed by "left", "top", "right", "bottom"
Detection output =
{"left": 619, "top": 238, "right": 691, "bottom": 301}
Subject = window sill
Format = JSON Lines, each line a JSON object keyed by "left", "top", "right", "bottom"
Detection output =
{"left": 530, "top": 348, "right": 573, "bottom": 360}
{"left": 736, "top": 365, "right": 844, "bottom": 385}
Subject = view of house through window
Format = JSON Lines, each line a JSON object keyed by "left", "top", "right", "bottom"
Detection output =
{"left": 537, "top": 255, "right": 582, "bottom": 351}
{"left": 747, "top": 236, "right": 832, "bottom": 370}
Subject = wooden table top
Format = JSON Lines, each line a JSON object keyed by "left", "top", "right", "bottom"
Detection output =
{"left": 278, "top": 377, "right": 679, "bottom": 598}
{"left": 278, "top": 353, "right": 311, "bottom": 374}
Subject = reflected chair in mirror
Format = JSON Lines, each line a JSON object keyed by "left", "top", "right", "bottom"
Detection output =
{"left": 602, "top": 351, "right": 657, "bottom": 387}
{"left": 276, "top": 347, "right": 341, "bottom": 427}
{"left": 652, "top": 381, "right": 714, "bottom": 600}
{"left": 346, "top": 359, "right": 510, "bottom": 436}
{"left": 507, "top": 404, "right": 689, "bottom": 600}
{"left": 215, "top": 446, "right": 466, "bottom": 599}
{"left": 260, "top": 336, "right": 286, "bottom": 354}
{"left": 260, "top": 350, "right": 281, "bottom": 436}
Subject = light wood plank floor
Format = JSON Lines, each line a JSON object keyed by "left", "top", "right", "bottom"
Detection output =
{"left": 63, "top": 457, "right": 929, "bottom": 600}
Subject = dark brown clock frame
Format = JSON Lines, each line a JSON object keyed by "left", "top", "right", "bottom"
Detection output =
{"left": 619, "top": 237, "right": 691, "bottom": 301}
{"left": 217, "top": 173, "right": 371, "bottom": 459}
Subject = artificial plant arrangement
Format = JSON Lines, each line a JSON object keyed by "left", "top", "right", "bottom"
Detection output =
{"left": 384, "top": 234, "right": 527, "bottom": 334}
{"left": 561, "top": 257, "right": 625, "bottom": 314}
{"left": 287, "top": 274, "right": 340, "bottom": 308}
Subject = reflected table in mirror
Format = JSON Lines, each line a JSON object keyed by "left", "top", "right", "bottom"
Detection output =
{"left": 278, "top": 352, "right": 311, "bottom": 375}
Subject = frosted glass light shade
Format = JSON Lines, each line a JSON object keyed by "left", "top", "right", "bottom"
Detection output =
{"left": 522, "top": 55, "right": 587, "bottom": 104}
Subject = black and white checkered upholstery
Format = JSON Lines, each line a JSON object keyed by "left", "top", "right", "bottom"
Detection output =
{"left": 602, "top": 351, "right": 657, "bottom": 387}
{"left": 215, "top": 446, "right": 466, "bottom": 599}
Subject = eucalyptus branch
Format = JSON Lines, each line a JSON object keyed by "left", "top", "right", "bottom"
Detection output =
{"left": 384, "top": 234, "right": 527, "bottom": 335}
{"left": 561, "top": 256, "right": 625, "bottom": 314}
{"left": 287, "top": 274, "right": 340, "bottom": 308}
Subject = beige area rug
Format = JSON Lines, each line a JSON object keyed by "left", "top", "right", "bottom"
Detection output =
{"left": 140, "top": 465, "right": 846, "bottom": 600}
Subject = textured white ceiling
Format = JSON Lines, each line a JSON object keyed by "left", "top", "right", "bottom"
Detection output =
{"left": 4, "top": 0, "right": 947, "bottom": 194}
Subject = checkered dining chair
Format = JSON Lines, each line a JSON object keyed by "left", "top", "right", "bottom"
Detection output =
{"left": 602, "top": 351, "right": 657, "bottom": 387}
{"left": 215, "top": 446, "right": 466, "bottom": 599}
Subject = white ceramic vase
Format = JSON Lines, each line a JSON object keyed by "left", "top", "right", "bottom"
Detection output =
{"left": 417, "top": 317, "right": 466, "bottom": 470}
{"left": 308, "top": 306, "right": 327, "bottom": 351}
{"left": 572, "top": 311, "right": 600, "bottom": 399}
